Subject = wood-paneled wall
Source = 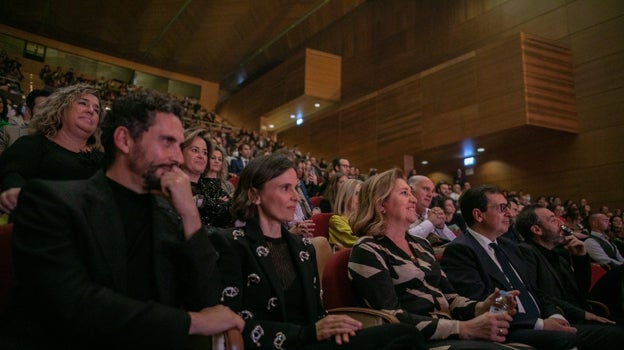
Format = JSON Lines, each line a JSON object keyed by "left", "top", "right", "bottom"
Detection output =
{"left": 218, "top": 0, "right": 624, "bottom": 210}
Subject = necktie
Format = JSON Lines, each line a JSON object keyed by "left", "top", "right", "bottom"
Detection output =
{"left": 489, "top": 242, "right": 541, "bottom": 316}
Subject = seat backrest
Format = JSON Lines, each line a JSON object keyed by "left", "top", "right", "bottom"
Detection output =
{"left": 310, "top": 213, "right": 332, "bottom": 239}
{"left": 309, "top": 196, "right": 322, "bottom": 208}
{"left": 590, "top": 263, "right": 607, "bottom": 292}
{"left": 0, "top": 223, "right": 14, "bottom": 313}
{"left": 322, "top": 248, "right": 356, "bottom": 309}
{"left": 228, "top": 175, "right": 239, "bottom": 188}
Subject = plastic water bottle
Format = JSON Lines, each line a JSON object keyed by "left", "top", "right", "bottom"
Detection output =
{"left": 489, "top": 290, "right": 510, "bottom": 313}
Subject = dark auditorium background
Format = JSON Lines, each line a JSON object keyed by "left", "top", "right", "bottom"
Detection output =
{"left": 1, "top": 0, "right": 623, "bottom": 209}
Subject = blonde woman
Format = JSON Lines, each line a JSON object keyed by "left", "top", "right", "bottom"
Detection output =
{"left": 205, "top": 144, "right": 235, "bottom": 196}
{"left": 328, "top": 178, "right": 362, "bottom": 248}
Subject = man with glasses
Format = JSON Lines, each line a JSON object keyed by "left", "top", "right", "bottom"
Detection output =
{"left": 441, "top": 185, "right": 587, "bottom": 349}
{"left": 331, "top": 157, "right": 351, "bottom": 176}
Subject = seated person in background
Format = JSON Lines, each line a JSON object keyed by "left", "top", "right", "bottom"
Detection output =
{"left": 0, "top": 84, "right": 104, "bottom": 214}
{"left": 407, "top": 175, "right": 456, "bottom": 246}
{"left": 349, "top": 169, "right": 523, "bottom": 349}
{"left": 210, "top": 155, "right": 425, "bottom": 350}
{"left": 319, "top": 171, "right": 348, "bottom": 213}
{"left": 328, "top": 178, "right": 362, "bottom": 248}
{"left": 583, "top": 213, "right": 624, "bottom": 321}
{"left": 206, "top": 145, "right": 236, "bottom": 197}
{"left": 1, "top": 89, "right": 243, "bottom": 349}
{"left": 609, "top": 215, "right": 624, "bottom": 255}
{"left": 585, "top": 213, "right": 624, "bottom": 268}
{"left": 181, "top": 128, "right": 233, "bottom": 228}
{"left": 563, "top": 207, "right": 589, "bottom": 240}
{"left": 516, "top": 204, "right": 617, "bottom": 325}
{"left": 0, "top": 89, "right": 51, "bottom": 155}
{"left": 501, "top": 197, "right": 524, "bottom": 244}
{"left": 436, "top": 196, "right": 467, "bottom": 236}
{"left": 441, "top": 185, "right": 621, "bottom": 349}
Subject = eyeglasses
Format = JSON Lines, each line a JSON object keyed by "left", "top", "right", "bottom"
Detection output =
{"left": 488, "top": 203, "right": 510, "bottom": 213}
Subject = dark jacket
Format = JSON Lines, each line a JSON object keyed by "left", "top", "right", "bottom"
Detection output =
{"left": 210, "top": 219, "right": 324, "bottom": 349}
{"left": 6, "top": 171, "right": 221, "bottom": 349}
{"left": 517, "top": 240, "right": 591, "bottom": 323}
{"left": 440, "top": 232, "right": 561, "bottom": 328}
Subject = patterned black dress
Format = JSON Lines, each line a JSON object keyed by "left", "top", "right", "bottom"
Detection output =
{"left": 191, "top": 177, "right": 233, "bottom": 228}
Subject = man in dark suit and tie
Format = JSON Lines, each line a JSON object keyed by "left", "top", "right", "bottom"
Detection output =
{"left": 2, "top": 90, "right": 243, "bottom": 349}
{"left": 228, "top": 142, "right": 252, "bottom": 175}
{"left": 441, "top": 185, "right": 622, "bottom": 350}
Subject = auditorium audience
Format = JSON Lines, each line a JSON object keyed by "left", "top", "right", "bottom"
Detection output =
{"left": 0, "top": 89, "right": 51, "bottom": 155}
{"left": 348, "top": 169, "right": 522, "bottom": 349}
{"left": 0, "top": 84, "right": 103, "bottom": 214}
{"left": 1, "top": 89, "right": 243, "bottom": 349}
{"left": 210, "top": 155, "right": 425, "bottom": 349}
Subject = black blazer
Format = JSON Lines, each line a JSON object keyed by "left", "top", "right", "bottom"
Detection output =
{"left": 210, "top": 219, "right": 324, "bottom": 349}
{"left": 518, "top": 241, "right": 591, "bottom": 323}
{"left": 440, "top": 232, "right": 561, "bottom": 328}
{"left": 9, "top": 171, "right": 221, "bottom": 349}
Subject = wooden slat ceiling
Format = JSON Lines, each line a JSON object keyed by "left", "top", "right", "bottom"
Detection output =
{"left": 1, "top": 0, "right": 365, "bottom": 93}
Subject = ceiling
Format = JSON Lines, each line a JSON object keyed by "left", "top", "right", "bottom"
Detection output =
{"left": 1, "top": 0, "right": 364, "bottom": 95}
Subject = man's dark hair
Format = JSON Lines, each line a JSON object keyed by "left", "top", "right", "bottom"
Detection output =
{"left": 331, "top": 158, "right": 340, "bottom": 171}
{"left": 101, "top": 89, "right": 184, "bottom": 167}
{"left": 459, "top": 184, "right": 501, "bottom": 227}
{"left": 515, "top": 204, "right": 542, "bottom": 240}
{"left": 237, "top": 142, "right": 250, "bottom": 152}
{"left": 25, "top": 89, "right": 52, "bottom": 111}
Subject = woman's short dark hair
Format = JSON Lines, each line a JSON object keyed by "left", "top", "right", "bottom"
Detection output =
{"left": 231, "top": 154, "right": 296, "bottom": 221}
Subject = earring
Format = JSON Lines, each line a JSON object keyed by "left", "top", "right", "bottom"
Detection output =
{"left": 380, "top": 207, "right": 386, "bottom": 214}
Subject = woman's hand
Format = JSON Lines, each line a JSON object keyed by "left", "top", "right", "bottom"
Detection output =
{"left": 315, "top": 314, "right": 362, "bottom": 344}
{"left": 289, "top": 220, "right": 315, "bottom": 238}
{"left": 459, "top": 311, "right": 512, "bottom": 342}
{"left": 0, "top": 187, "right": 21, "bottom": 213}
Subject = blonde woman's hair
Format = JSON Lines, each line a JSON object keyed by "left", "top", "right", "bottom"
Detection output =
{"left": 333, "top": 178, "right": 363, "bottom": 217}
{"left": 30, "top": 84, "right": 102, "bottom": 142}
{"left": 211, "top": 145, "right": 230, "bottom": 181}
{"left": 351, "top": 168, "right": 404, "bottom": 238}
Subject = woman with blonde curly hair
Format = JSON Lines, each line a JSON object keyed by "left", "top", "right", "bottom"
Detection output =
{"left": 0, "top": 84, "right": 103, "bottom": 213}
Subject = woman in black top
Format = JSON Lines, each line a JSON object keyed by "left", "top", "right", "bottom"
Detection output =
{"left": 0, "top": 84, "right": 103, "bottom": 213}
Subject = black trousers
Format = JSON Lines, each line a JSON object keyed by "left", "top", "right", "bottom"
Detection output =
{"left": 305, "top": 323, "right": 426, "bottom": 350}
{"left": 506, "top": 323, "right": 624, "bottom": 350}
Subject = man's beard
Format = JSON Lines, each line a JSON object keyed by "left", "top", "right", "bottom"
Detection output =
{"left": 142, "top": 167, "right": 162, "bottom": 191}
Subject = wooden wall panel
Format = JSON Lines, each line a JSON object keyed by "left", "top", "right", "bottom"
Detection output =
{"left": 222, "top": 0, "right": 624, "bottom": 209}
